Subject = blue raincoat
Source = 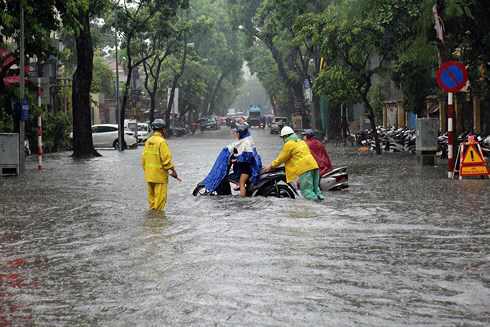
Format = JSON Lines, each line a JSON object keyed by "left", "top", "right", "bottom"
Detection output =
{"left": 203, "top": 132, "right": 262, "bottom": 191}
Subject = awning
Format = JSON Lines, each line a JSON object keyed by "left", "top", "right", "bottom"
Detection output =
{"left": 423, "top": 103, "right": 439, "bottom": 116}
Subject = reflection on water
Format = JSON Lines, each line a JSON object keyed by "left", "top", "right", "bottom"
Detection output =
{"left": 1, "top": 129, "right": 489, "bottom": 326}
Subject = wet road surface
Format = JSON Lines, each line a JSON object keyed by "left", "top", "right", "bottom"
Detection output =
{"left": 1, "top": 128, "right": 489, "bottom": 326}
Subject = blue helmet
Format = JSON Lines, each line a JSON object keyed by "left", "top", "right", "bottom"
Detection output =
{"left": 151, "top": 119, "right": 167, "bottom": 130}
{"left": 233, "top": 124, "right": 249, "bottom": 138}
{"left": 301, "top": 129, "right": 315, "bottom": 137}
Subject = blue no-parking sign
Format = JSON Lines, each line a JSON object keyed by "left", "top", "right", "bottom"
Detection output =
{"left": 21, "top": 99, "right": 29, "bottom": 121}
{"left": 436, "top": 61, "right": 468, "bottom": 93}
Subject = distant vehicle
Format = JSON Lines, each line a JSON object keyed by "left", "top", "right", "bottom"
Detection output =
{"left": 137, "top": 123, "right": 152, "bottom": 143}
{"left": 200, "top": 116, "right": 220, "bottom": 131}
{"left": 69, "top": 124, "right": 137, "bottom": 149}
{"left": 247, "top": 105, "right": 262, "bottom": 127}
{"left": 270, "top": 117, "right": 289, "bottom": 134}
{"left": 124, "top": 119, "right": 138, "bottom": 131}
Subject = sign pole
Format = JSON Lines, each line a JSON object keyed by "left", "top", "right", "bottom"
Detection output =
{"left": 19, "top": 4, "right": 25, "bottom": 175}
{"left": 436, "top": 61, "right": 468, "bottom": 179}
{"left": 447, "top": 92, "right": 453, "bottom": 179}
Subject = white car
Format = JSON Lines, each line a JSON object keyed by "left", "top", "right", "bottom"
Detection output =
{"left": 91, "top": 124, "right": 137, "bottom": 149}
{"left": 69, "top": 124, "right": 138, "bottom": 149}
{"left": 137, "top": 123, "right": 153, "bottom": 143}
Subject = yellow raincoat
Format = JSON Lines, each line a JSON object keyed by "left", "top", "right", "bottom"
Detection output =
{"left": 142, "top": 131, "right": 175, "bottom": 210}
{"left": 271, "top": 138, "right": 318, "bottom": 183}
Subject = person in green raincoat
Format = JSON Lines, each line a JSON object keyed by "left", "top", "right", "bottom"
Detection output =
{"left": 263, "top": 126, "right": 324, "bottom": 201}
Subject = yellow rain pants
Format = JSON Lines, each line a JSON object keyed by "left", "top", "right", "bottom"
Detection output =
{"left": 147, "top": 182, "right": 168, "bottom": 211}
{"left": 142, "top": 131, "right": 174, "bottom": 211}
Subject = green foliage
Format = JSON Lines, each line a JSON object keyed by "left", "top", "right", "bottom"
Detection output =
{"left": 392, "top": 45, "right": 438, "bottom": 114}
{"left": 245, "top": 42, "right": 292, "bottom": 115}
{"left": 0, "top": 0, "right": 60, "bottom": 60}
{"left": 0, "top": 87, "right": 72, "bottom": 153}
{"left": 0, "top": 110, "right": 13, "bottom": 132}
{"left": 91, "top": 51, "right": 114, "bottom": 96}
{"left": 26, "top": 106, "right": 72, "bottom": 153}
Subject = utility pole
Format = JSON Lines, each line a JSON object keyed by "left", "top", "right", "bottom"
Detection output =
{"left": 19, "top": 4, "right": 25, "bottom": 175}
{"left": 115, "top": 4, "right": 123, "bottom": 152}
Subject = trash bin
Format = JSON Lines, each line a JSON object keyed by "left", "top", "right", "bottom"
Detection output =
{"left": 0, "top": 133, "right": 20, "bottom": 176}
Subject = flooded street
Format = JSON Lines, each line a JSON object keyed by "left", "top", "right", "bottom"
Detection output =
{"left": 1, "top": 128, "right": 489, "bottom": 326}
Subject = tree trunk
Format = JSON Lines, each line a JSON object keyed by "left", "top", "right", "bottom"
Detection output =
{"left": 327, "top": 104, "right": 341, "bottom": 141}
{"left": 165, "top": 74, "right": 179, "bottom": 135}
{"left": 208, "top": 71, "right": 226, "bottom": 116}
{"left": 149, "top": 94, "right": 156, "bottom": 123}
{"left": 119, "top": 42, "right": 134, "bottom": 151}
{"left": 165, "top": 35, "right": 187, "bottom": 129}
{"left": 71, "top": 11, "right": 100, "bottom": 158}
{"left": 143, "top": 52, "right": 166, "bottom": 124}
{"left": 361, "top": 93, "right": 381, "bottom": 154}
{"left": 269, "top": 95, "right": 277, "bottom": 115}
{"left": 312, "top": 93, "right": 321, "bottom": 130}
{"left": 266, "top": 40, "right": 307, "bottom": 127}
{"left": 292, "top": 81, "right": 308, "bottom": 128}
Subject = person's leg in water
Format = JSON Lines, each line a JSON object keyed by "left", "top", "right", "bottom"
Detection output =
{"left": 239, "top": 173, "right": 249, "bottom": 197}
{"left": 312, "top": 169, "right": 324, "bottom": 201}
{"left": 298, "top": 170, "right": 320, "bottom": 201}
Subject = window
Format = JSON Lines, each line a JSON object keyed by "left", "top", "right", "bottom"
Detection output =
{"left": 92, "top": 126, "right": 102, "bottom": 133}
{"left": 93, "top": 126, "right": 118, "bottom": 133}
{"left": 137, "top": 125, "right": 148, "bottom": 132}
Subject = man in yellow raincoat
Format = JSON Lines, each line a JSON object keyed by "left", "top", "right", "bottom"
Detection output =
{"left": 263, "top": 126, "right": 324, "bottom": 201}
{"left": 142, "top": 119, "right": 178, "bottom": 211}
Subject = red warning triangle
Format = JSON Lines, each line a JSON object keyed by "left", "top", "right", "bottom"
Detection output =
{"left": 462, "top": 145, "right": 484, "bottom": 165}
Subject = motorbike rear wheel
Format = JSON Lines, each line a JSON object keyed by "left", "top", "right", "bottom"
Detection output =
{"left": 192, "top": 185, "right": 217, "bottom": 196}
{"left": 260, "top": 184, "right": 295, "bottom": 199}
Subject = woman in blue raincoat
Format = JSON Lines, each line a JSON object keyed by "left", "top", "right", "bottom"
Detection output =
{"left": 203, "top": 125, "right": 262, "bottom": 197}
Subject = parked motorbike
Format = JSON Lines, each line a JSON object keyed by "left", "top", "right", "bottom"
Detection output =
{"left": 320, "top": 167, "right": 349, "bottom": 191}
{"left": 191, "top": 123, "right": 199, "bottom": 134}
{"left": 24, "top": 137, "right": 31, "bottom": 156}
{"left": 357, "top": 126, "right": 490, "bottom": 159}
{"left": 192, "top": 162, "right": 297, "bottom": 198}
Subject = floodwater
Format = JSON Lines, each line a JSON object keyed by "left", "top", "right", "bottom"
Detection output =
{"left": 1, "top": 128, "right": 489, "bottom": 326}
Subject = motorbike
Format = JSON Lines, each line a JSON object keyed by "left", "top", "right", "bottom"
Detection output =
{"left": 25, "top": 137, "right": 31, "bottom": 156}
{"left": 192, "top": 160, "right": 297, "bottom": 198}
{"left": 319, "top": 167, "right": 349, "bottom": 191}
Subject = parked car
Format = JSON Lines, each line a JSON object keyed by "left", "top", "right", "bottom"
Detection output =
{"left": 200, "top": 116, "right": 220, "bottom": 131}
{"left": 270, "top": 117, "right": 289, "bottom": 134}
{"left": 137, "top": 123, "right": 152, "bottom": 143}
{"left": 70, "top": 124, "right": 137, "bottom": 149}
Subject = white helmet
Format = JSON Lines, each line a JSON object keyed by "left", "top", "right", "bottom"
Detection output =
{"left": 280, "top": 126, "right": 294, "bottom": 137}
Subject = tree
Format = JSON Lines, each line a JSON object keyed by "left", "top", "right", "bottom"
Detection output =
{"left": 55, "top": 0, "right": 110, "bottom": 158}
{"left": 114, "top": 0, "right": 188, "bottom": 148}
{"left": 228, "top": 0, "right": 329, "bottom": 126}
{"left": 142, "top": 38, "right": 175, "bottom": 123}
{"left": 393, "top": 0, "right": 490, "bottom": 115}
{"left": 244, "top": 42, "right": 293, "bottom": 117}
{"left": 0, "top": 0, "right": 60, "bottom": 92}
{"left": 0, "top": 0, "right": 61, "bottom": 131}
{"left": 309, "top": 1, "right": 406, "bottom": 153}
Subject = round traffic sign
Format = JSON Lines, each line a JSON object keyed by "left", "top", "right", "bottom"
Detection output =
{"left": 436, "top": 61, "right": 468, "bottom": 93}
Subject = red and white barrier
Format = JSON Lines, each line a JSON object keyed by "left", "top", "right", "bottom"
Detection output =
{"left": 447, "top": 92, "right": 453, "bottom": 179}
{"left": 38, "top": 115, "right": 42, "bottom": 171}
